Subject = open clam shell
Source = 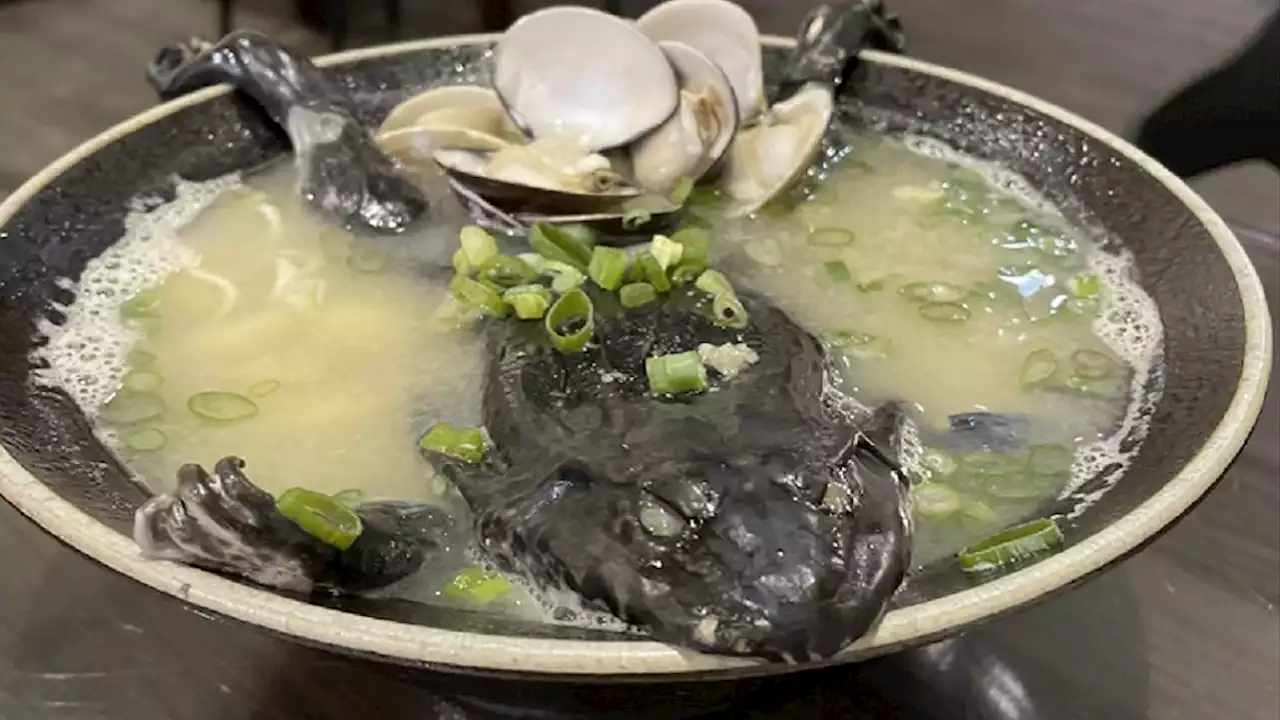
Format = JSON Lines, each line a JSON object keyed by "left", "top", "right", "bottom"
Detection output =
{"left": 379, "top": 85, "right": 507, "bottom": 135}
{"left": 636, "top": 0, "right": 766, "bottom": 125}
{"left": 435, "top": 143, "right": 640, "bottom": 215}
{"left": 628, "top": 41, "right": 740, "bottom": 193}
{"left": 493, "top": 6, "right": 680, "bottom": 152}
{"left": 719, "top": 83, "right": 834, "bottom": 217}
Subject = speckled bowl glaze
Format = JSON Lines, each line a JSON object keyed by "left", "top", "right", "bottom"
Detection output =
{"left": 0, "top": 36, "right": 1270, "bottom": 679}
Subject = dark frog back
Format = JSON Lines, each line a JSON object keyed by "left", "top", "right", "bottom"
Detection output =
{"left": 427, "top": 284, "right": 912, "bottom": 661}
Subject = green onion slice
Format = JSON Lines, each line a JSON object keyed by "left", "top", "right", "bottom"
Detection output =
{"left": 588, "top": 245, "right": 630, "bottom": 291}
{"left": 503, "top": 284, "right": 552, "bottom": 319}
{"left": 900, "top": 281, "right": 967, "bottom": 304}
{"left": 127, "top": 348, "right": 157, "bottom": 367}
{"left": 957, "top": 517, "right": 1064, "bottom": 572}
{"left": 332, "top": 489, "right": 365, "bottom": 508}
{"left": 478, "top": 256, "right": 536, "bottom": 289}
{"left": 460, "top": 225, "right": 499, "bottom": 268}
{"left": 670, "top": 177, "right": 696, "bottom": 205}
{"left": 919, "top": 447, "right": 958, "bottom": 479}
{"left": 346, "top": 245, "right": 389, "bottom": 273}
{"left": 912, "top": 482, "right": 961, "bottom": 519}
{"left": 545, "top": 289, "right": 595, "bottom": 353}
{"left": 248, "top": 379, "right": 281, "bottom": 397}
{"left": 123, "top": 369, "right": 164, "bottom": 393}
{"left": 711, "top": 293, "right": 749, "bottom": 329}
{"left": 670, "top": 264, "right": 703, "bottom": 285}
{"left": 1068, "top": 273, "right": 1102, "bottom": 298}
{"left": 123, "top": 427, "right": 167, "bottom": 452}
{"left": 960, "top": 450, "right": 1023, "bottom": 476}
{"left": 650, "top": 234, "right": 684, "bottom": 270}
{"left": 961, "top": 499, "right": 999, "bottom": 524}
{"left": 420, "top": 422, "right": 490, "bottom": 462}
{"left": 1028, "top": 444, "right": 1074, "bottom": 476}
{"left": 121, "top": 287, "right": 162, "bottom": 319}
{"left": 823, "top": 260, "right": 852, "bottom": 283}
{"left": 824, "top": 330, "right": 890, "bottom": 360}
{"left": 188, "top": 391, "right": 259, "bottom": 423}
{"left": 530, "top": 222, "right": 591, "bottom": 271}
{"left": 1065, "top": 297, "right": 1101, "bottom": 316}
{"left": 621, "top": 208, "right": 652, "bottom": 230}
{"left": 670, "top": 227, "right": 710, "bottom": 269}
{"left": 558, "top": 223, "right": 599, "bottom": 251}
{"left": 620, "top": 282, "right": 657, "bottom": 308}
{"left": 538, "top": 260, "right": 586, "bottom": 294}
{"left": 1071, "top": 349, "right": 1117, "bottom": 379}
{"left": 919, "top": 302, "right": 970, "bottom": 323}
{"left": 985, "top": 473, "right": 1051, "bottom": 500}
{"left": 444, "top": 566, "right": 512, "bottom": 605}
{"left": 638, "top": 252, "right": 672, "bottom": 293}
{"left": 694, "top": 269, "right": 734, "bottom": 298}
{"left": 807, "top": 227, "right": 856, "bottom": 247}
{"left": 98, "top": 391, "right": 165, "bottom": 425}
{"left": 646, "top": 350, "right": 709, "bottom": 396}
{"left": 450, "top": 274, "right": 509, "bottom": 317}
{"left": 452, "top": 248, "right": 474, "bottom": 276}
{"left": 1020, "top": 348, "right": 1058, "bottom": 387}
{"left": 275, "top": 487, "right": 364, "bottom": 550}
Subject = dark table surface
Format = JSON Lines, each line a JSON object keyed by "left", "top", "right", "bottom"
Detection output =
{"left": 0, "top": 221, "right": 1275, "bottom": 720}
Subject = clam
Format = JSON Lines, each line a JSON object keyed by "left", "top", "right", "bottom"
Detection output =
{"left": 379, "top": 85, "right": 508, "bottom": 135}
{"left": 720, "top": 84, "right": 833, "bottom": 217}
{"left": 628, "top": 41, "right": 739, "bottom": 193}
{"left": 636, "top": 0, "right": 767, "bottom": 125}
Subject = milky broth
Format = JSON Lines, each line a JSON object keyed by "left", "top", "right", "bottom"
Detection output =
{"left": 35, "top": 130, "right": 1162, "bottom": 612}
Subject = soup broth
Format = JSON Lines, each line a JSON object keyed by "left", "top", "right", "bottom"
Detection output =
{"left": 36, "top": 130, "right": 1162, "bottom": 618}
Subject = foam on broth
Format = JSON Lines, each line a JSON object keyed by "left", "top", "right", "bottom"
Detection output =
{"left": 33, "top": 130, "right": 1163, "bottom": 618}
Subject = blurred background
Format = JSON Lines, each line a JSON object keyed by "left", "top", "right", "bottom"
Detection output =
{"left": 0, "top": 0, "right": 1276, "bottom": 233}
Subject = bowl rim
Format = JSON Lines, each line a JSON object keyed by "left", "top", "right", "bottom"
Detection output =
{"left": 0, "top": 33, "right": 1271, "bottom": 677}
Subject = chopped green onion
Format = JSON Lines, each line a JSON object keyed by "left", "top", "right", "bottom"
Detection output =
{"left": 1020, "top": 348, "right": 1058, "bottom": 387}
{"left": 823, "top": 260, "right": 852, "bottom": 283}
{"left": 856, "top": 277, "right": 887, "bottom": 293}
{"left": 1028, "top": 444, "right": 1074, "bottom": 476}
{"left": 670, "top": 264, "right": 703, "bottom": 285}
{"left": 452, "top": 248, "right": 474, "bottom": 276}
{"left": 1071, "top": 349, "right": 1116, "bottom": 379}
{"left": 187, "top": 391, "right": 259, "bottom": 423}
{"left": 127, "top": 348, "right": 157, "bottom": 367}
{"left": 460, "top": 225, "right": 499, "bottom": 268}
{"left": 248, "top": 379, "right": 281, "bottom": 397}
{"left": 530, "top": 222, "right": 590, "bottom": 271}
{"left": 538, "top": 260, "right": 586, "bottom": 294}
{"left": 670, "top": 177, "right": 696, "bottom": 205}
{"left": 961, "top": 499, "right": 999, "bottom": 524}
{"left": 275, "top": 487, "right": 364, "bottom": 550}
{"left": 900, "top": 281, "right": 967, "bottom": 304}
{"left": 824, "top": 330, "right": 891, "bottom": 360}
{"left": 957, "top": 517, "right": 1064, "bottom": 572}
{"left": 620, "top": 282, "right": 657, "bottom": 308}
{"left": 646, "top": 350, "right": 709, "bottom": 396}
{"left": 919, "top": 447, "right": 958, "bottom": 479}
{"left": 98, "top": 391, "right": 165, "bottom": 425}
{"left": 558, "top": 223, "right": 599, "bottom": 251}
{"left": 711, "top": 293, "right": 749, "bottom": 329}
{"left": 671, "top": 227, "right": 710, "bottom": 269}
{"left": 449, "top": 274, "right": 509, "bottom": 317}
{"left": 912, "top": 482, "right": 961, "bottom": 519}
{"left": 420, "top": 422, "right": 490, "bottom": 462}
{"left": 332, "top": 489, "right": 365, "bottom": 508}
{"left": 919, "top": 302, "right": 970, "bottom": 323}
{"left": 478, "top": 256, "right": 536, "bottom": 289}
{"left": 1065, "top": 297, "right": 1101, "bottom": 316}
{"left": 807, "top": 227, "right": 856, "bottom": 247}
{"left": 121, "top": 287, "right": 162, "bottom": 320}
{"left": 123, "top": 369, "right": 164, "bottom": 393}
{"left": 650, "top": 234, "right": 684, "bottom": 271}
{"left": 638, "top": 253, "right": 672, "bottom": 293}
{"left": 984, "top": 473, "right": 1051, "bottom": 500}
{"left": 694, "top": 269, "right": 734, "bottom": 298}
{"left": 444, "top": 567, "right": 512, "bottom": 605}
{"left": 1068, "top": 273, "right": 1101, "bottom": 298}
{"left": 346, "top": 245, "right": 389, "bottom": 273}
{"left": 621, "top": 208, "right": 652, "bottom": 230}
{"left": 588, "top": 246, "right": 630, "bottom": 291}
{"left": 123, "top": 427, "right": 167, "bottom": 452}
{"left": 960, "top": 450, "right": 1022, "bottom": 476}
{"left": 502, "top": 284, "right": 552, "bottom": 319}
{"left": 545, "top": 288, "right": 595, "bottom": 353}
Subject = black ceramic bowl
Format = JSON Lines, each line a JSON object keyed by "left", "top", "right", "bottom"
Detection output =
{"left": 0, "top": 36, "right": 1270, "bottom": 679}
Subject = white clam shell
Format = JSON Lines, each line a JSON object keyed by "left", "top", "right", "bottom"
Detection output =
{"left": 493, "top": 6, "right": 679, "bottom": 152}
{"left": 629, "top": 41, "right": 739, "bottom": 193}
{"left": 720, "top": 83, "right": 834, "bottom": 217}
{"left": 378, "top": 105, "right": 521, "bottom": 165}
{"left": 636, "top": 0, "right": 765, "bottom": 125}
{"left": 379, "top": 85, "right": 505, "bottom": 135}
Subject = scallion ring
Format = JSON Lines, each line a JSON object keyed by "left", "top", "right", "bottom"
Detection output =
{"left": 646, "top": 350, "right": 709, "bottom": 396}
{"left": 275, "top": 487, "right": 364, "bottom": 550}
{"left": 460, "top": 225, "right": 499, "bottom": 268}
{"left": 619, "top": 282, "right": 657, "bottom": 308}
{"left": 588, "top": 245, "right": 630, "bottom": 291}
{"left": 502, "top": 284, "right": 552, "bottom": 319}
{"left": 530, "top": 222, "right": 591, "bottom": 271}
{"left": 1020, "top": 348, "right": 1058, "bottom": 387}
{"left": 420, "top": 422, "right": 491, "bottom": 462}
{"left": 711, "top": 293, "right": 749, "bottom": 329}
{"left": 450, "top": 274, "right": 509, "bottom": 317}
{"left": 545, "top": 288, "right": 595, "bottom": 353}
{"left": 957, "top": 517, "right": 1064, "bottom": 572}
{"left": 1071, "top": 349, "right": 1117, "bottom": 379}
